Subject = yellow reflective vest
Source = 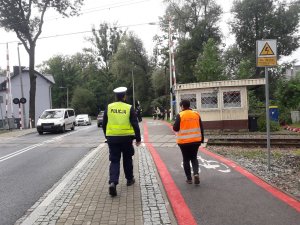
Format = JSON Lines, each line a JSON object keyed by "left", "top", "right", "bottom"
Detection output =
{"left": 176, "top": 110, "right": 202, "bottom": 144}
{"left": 106, "top": 102, "right": 135, "bottom": 136}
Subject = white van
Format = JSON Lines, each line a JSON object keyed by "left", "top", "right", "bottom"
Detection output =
{"left": 36, "top": 108, "right": 76, "bottom": 135}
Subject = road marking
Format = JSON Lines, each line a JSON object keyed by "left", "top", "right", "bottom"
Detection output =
{"left": 200, "top": 147, "right": 300, "bottom": 213}
{"left": 0, "top": 127, "right": 92, "bottom": 163}
{"left": 180, "top": 155, "right": 231, "bottom": 173}
{"left": 19, "top": 143, "right": 105, "bottom": 225}
{"left": 198, "top": 155, "right": 231, "bottom": 173}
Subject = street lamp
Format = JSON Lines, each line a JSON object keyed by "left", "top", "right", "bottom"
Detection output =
{"left": 59, "top": 86, "right": 69, "bottom": 108}
{"left": 131, "top": 64, "right": 135, "bottom": 110}
{"left": 17, "top": 43, "right": 26, "bottom": 128}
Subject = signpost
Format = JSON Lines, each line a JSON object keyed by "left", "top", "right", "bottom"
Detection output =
{"left": 256, "top": 39, "right": 277, "bottom": 170}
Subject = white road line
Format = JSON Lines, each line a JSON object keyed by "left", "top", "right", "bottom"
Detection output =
{"left": 0, "top": 127, "right": 92, "bottom": 163}
{"left": 0, "top": 143, "right": 44, "bottom": 162}
{"left": 20, "top": 143, "right": 105, "bottom": 225}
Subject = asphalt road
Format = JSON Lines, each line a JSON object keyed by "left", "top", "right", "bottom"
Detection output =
{"left": 0, "top": 123, "right": 105, "bottom": 225}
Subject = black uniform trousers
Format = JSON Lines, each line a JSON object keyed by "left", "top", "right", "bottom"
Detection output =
{"left": 178, "top": 143, "right": 200, "bottom": 180}
{"left": 108, "top": 141, "right": 134, "bottom": 185}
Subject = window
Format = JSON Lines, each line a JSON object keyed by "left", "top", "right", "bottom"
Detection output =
{"left": 180, "top": 94, "right": 197, "bottom": 109}
{"left": 201, "top": 92, "right": 218, "bottom": 109}
{"left": 223, "top": 91, "right": 241, "bottom": 108}
{"left": 68, "top": 110, "right": 74, "bottom": 116}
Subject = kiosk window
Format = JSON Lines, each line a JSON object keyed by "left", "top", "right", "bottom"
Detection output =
{"left": 180, "top": 94, "right": 197, "bottom": 109}
{"left": 223, "top": 91, "right": 241, "bottom": 108}
{"left": 201, "top": 93, "right": 218, "bottom": 108}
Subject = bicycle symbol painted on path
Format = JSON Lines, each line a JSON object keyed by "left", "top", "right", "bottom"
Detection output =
{"left": 181, "top": 155, "right": 231, "bottom": 173}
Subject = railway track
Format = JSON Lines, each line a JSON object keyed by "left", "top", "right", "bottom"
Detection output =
{"left": 207, "top": 138, "right": 300, "bottom": 148}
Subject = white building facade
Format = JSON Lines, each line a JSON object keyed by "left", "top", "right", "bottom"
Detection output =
{"left": 0, "top": 66, "right": 55, "bottom": 129}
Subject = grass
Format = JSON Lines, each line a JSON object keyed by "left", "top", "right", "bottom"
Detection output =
{"left": 291, "top": 123, "right": 300, "bottom": 128}
{"left": 293, "top": 149, "right": 300, "bottom": 156}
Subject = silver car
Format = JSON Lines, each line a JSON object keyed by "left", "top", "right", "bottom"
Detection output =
{"left": 75, "top": 114, "right": 91, "bottom": 126}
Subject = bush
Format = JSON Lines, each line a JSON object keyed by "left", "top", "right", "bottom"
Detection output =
{"left": 278, "top": 107, "right": 292, "bottom": 125}
{"left": 257, "top": 117, "right": 281, "bottom": 132}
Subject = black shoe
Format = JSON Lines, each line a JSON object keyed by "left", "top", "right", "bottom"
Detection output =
{"left": 194, "top": 174, "right": 200, "bottom": 185}
{"left": 109, "top": 183, "right": 117, "bottom": 197}
{"left": 127, "top": 178, "right": 135, "bottom": 186}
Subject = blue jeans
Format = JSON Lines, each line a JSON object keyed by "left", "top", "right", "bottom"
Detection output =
{"left": 108, "top": 142, "right": 134, "bottom": 185}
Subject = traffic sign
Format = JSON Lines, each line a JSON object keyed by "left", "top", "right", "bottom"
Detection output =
{"left": 13, "top": 98, "right": 20, "bottom": 104}
{"left": 20, "top": 97, "right": 26, "bottom": 104}
{"left": 256, "top": 39, "right": 277, "bottom": 67}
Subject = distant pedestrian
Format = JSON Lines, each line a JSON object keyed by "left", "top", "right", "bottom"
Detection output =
{"left": 156, "top": 107, "right": 161, "bottom": 120}
{"left": 102, "top": 87, "right": 141, "bottom": 197}
{"left": 136, "top": 105, "right": 142, "bottom": 122}
{"left": 162, "top": 108, "right": 166, "bottom": 120}
{"left": 173, "top": 99, "right": 204, "bottom": 185}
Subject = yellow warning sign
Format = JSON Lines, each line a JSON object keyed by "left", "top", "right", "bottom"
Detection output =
{"left": 256, "top": 40, "right": 277, "bottom": 67}
{"left": 259, "top": 42, "right": 275, "bottom": 56}
{"left": 257, "top": 57, "right": 277, "bottom": 67}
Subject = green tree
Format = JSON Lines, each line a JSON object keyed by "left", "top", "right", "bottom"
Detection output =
{"left": 0, "top": 0, "right": 84, "bottom": 127}
{"left": 84, "top": 22, "right": 125, "bottom": 111}
{"left": 84, "top": 22, "right": 124, "bottom": 72}
{"left": 231, "top": 0, "right": 300, "bottom": 77}
{"left": 71, "top": 87, "right": 97, "bottom": 115}
{"left": 276, "top": 74, "right": 300, "bottom": 111}
{"left": 110, "top": 33, "right": 152, "bottom": 113}
{"left": 194, "top": 38, "right": 225, "bottom": 81}
{"left": 39, "top": 53, "right": 93, "bottom": 109}
{"left": 160, "top": 0, "right": 223, "bottom": 83}
{"left": 222, "top": 44, "right": 243, "bottom": 79}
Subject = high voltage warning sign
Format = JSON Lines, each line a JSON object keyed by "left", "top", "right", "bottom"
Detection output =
{"left": 260, "top": 42, "right": 275, "bottom": 56}
{"left": 256, "top": 39, "right": 277, "bottom": 67}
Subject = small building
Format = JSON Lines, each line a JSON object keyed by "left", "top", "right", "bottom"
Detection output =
{"left": 174, "top": 78, "right": 266, "bottom": 130}
{"left": 285, "top": 64, "right": 300, "bottom": 80}
{"left": 0, "top": 66, "right": 55, "bottom": 129}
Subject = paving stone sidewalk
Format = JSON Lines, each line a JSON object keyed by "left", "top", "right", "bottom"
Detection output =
{"left": 15, "top": 143, "right": 177, "bottom": 225}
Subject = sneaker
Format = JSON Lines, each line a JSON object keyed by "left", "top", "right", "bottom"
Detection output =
{"left": 186, "top": 179, "right": 192, "bottom": 184}
{"left": 127, "top": 178, "right": 135, "bottom": 186}
{"left": 109, "top": 183, "right": 117, "bottom": 197}
{"left": 194, "top": 174, "right": 200, "bottom": 185}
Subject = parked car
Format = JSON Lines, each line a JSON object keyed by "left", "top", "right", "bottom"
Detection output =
{"left": 97, "top": 111, "right": 104, "bottom": 127}
{"left": 75, "top": 114, "right": 91, "bottom": 126}
{"left": 36, "top": 108, "right": 76, "bottom": 134}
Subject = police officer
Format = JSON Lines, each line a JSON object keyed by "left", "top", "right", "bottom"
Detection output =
{"left": 102, "top": 87, "right": 141, "bottom": 197}
{"left": 173, "top": 99, "right": 204, "bottom": 185}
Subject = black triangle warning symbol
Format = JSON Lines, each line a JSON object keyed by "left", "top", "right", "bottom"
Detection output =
{"left": 260, "top": 42, "right": 275, "bottom": 56}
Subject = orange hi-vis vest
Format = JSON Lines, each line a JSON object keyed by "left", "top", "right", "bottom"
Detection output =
{"left": 176, "top": 110, "right": 202, "bottom": 144}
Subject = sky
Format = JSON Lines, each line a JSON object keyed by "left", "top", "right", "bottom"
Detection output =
{"left": 0, "top": 0, "right": 299, "bottom": 70}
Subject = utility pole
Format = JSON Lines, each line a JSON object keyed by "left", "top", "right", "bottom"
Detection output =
{"left": 168, "top": 18, "right": 177, "bottom": 120}
{"left": 18, "top": 43, "right": 26, "bottom": 128}
{"left": 132, "top": 66, "right": 135, "bottom": 110}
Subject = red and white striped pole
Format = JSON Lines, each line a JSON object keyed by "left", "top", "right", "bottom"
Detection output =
{"left": 6, "top": 43, "right": 13, "bottom": 117}
{"left": 18, "top": 103, "right": 22, "bottom": 130}
{"left": 5, "top": 44, "right": 9, "bottom": 119}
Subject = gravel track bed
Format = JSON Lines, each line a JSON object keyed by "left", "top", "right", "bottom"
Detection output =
{"left": 206, "top": 140, "right": 300, "bottom": 201}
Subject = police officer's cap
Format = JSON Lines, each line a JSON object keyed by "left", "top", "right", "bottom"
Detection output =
{"left": 113, "top": 87, "right": 127, "bottom": 94}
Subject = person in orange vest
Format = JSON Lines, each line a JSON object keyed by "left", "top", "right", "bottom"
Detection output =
{"left": 173, "top": 99, "right": 204, "bottom": 185}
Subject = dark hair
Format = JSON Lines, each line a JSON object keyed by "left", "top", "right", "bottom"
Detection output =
{"left": 180, "top": 99, "right": 190, "bottom": 109}
{"left": 116, "top": 92, "right": 126, "bottom": 101}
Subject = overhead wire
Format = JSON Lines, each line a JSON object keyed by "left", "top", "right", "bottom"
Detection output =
{"left": 0, "top": 21, "right": 161, "bottom": 45}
